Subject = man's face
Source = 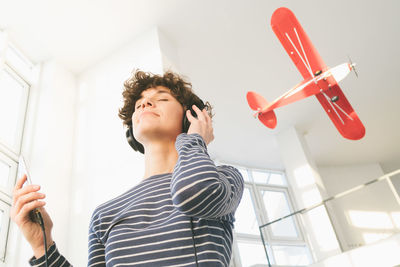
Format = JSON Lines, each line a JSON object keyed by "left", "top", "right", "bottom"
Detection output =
{"left": 132, "top": 86, "right": 184, "bottom": 144}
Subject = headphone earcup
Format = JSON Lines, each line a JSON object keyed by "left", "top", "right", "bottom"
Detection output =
{"left": 182, "top": 116, "right": 190, "bottom": 133}
{"left": 182, "top": 100, "right": 206, "bottom": 133}
{"left": 126, "top": 127, "right": 145, "bottom": 154}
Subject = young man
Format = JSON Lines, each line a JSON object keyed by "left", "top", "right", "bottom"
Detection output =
{"left": 11, "top": 70, "right": 244, "bottom": 266}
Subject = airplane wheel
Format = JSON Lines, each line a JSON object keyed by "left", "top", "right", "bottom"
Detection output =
{"left": 314, "top": 70, "right": 322, "bottom": 76}
{"left": 331, "top": 96, "right": 339, "bottom": 102}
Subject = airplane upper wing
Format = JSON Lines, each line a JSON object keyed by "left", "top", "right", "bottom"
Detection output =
{"left": 271, "top": 7, "right": 327, "bottom": 80}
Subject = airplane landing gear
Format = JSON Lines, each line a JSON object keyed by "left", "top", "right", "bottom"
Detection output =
{"left": 331, "top": 96, "right": 339, "bottom": 102}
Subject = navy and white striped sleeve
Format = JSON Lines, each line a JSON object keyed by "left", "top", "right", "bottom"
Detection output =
{"left": 171, "top": 133, "right": 244, "bottom": 219}
{"left": 29, "top": 242, "right": 72, "bottom": 266}
{"left": 88, "top": 216, "right": 106, "bottom": 266}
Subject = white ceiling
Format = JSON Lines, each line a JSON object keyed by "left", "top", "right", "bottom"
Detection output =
{"left": 1, "top": 0, "right": 399, "bottom": 173}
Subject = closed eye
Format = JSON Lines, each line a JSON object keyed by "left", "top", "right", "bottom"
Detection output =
{"left": 136, "top": 99, "right": 168, "bottom": 109}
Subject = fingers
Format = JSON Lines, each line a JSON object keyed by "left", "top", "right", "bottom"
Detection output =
{"left": 14, "top": 191, "right": 46, "bottom": 216}
{"left": 13, "top": 184, "right": 41, "bottom": 206}
{"left": 12, "top": 174, "right": 44, "bottom": 223}
{"left": 186, "top": 109, "right": 195, "bottom": 123}
{"left": 191, "top": 105, "right": 211, "bottom": 122}
{"left": 18, "top": 200, "right": 46, "bottom": 222}
{"left": 191, "top": 105, "right": 204, "bottom": 121}
{"left": 202, "top": 108, "right": 211, "bottom": 124}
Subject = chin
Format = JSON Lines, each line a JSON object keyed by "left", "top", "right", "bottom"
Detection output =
{"left": 135, "top": 126, "right": 182, "bottom": 142}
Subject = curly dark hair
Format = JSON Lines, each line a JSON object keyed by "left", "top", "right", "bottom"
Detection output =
{"left": 118, "top": 69, "right": 213, "bottom": 129}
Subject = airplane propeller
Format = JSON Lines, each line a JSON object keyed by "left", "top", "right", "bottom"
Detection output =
{"left": 348, "top": 55, "right": 358, "bottom": 78}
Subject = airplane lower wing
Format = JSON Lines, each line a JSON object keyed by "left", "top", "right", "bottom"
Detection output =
{"left": 315, "top": 84, "right": 365, "bottom": 140}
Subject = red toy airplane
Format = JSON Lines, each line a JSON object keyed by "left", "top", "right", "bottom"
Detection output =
{"left": 247, "top": 7, "right": 365, "bottom": 140}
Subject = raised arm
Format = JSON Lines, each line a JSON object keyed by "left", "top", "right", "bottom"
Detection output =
{"left": 171, "top": 133, "right": 244, "bottom": 219}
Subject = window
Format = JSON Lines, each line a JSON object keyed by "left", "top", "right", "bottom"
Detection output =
{"left": 0, "top": 199, "right": 10, "bottom": 261}
{"left": 222, "top": 163, "right": 311, "bottom": 267}
{"left": 0, "top": 65, "right": 30, "bottom": 153}
{"left": 0, "top": 30, "right": 35, "bottom": 263}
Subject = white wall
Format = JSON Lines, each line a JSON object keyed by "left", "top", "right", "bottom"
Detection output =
{"left": 276, "top": 127, "right": 341, "bottom": 262}
{"left": 318, "top": 164, "right": 400, "bottom": 251}
{"left": 319, "top": 164, "right": 384, "bottom": 196}
{"left": 67, "top": 27, "right": 167, "bottom": 265}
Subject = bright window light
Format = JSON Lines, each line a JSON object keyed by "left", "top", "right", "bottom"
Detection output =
{"left": 237, "top": 168, "right": 250, "bottom": 182}
{"left": 301, "top": 187, "right": 322, "bottom": 207}
{"left": 271, "top": 245, "right": 312, "bottom": 266}
{"left": 252, "top": 170, "right": 269, "bottom": 184}
{"left": 0, "top": 68, "right": 27, "bottom": 151}
{"left": 0, "top": 201, "right": 10, "bottom": 260}
{"left": 268, "top": 173, "right": 286, "bottom": 186}
{"left": 237, "top": 239, "right": 268, "bottom": 267}
{"left": 262, "top": 190, "right": 298, "bottom": 238}
{"left": 390, "top": 212, "right": 400, "bottom": 229}
{"left": 235, "top": 187, "right": 260, "bottom": 235}
{"left": 0, "top": 160, "right": 9, "bottom": 188}
{"left": 319, "top": 254, "right": 353, "bottom": 267}
{"left": 362, "top": 232, "right": 392, "bottom": 244}
{"left": 293, "top": 165, "right": 316, "bottom": 188}
{"left": 348, "top": 210, "right": 394, "bottom": 230}
{"left": 350, "top": 239, "right": 400, "bottom": 267}
{"left": 308, "top": 206, "right": 340, "bottom": 252}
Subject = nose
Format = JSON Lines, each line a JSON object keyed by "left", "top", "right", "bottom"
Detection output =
{"left": 139, "top": 98, "right": 153, "bottom": 109}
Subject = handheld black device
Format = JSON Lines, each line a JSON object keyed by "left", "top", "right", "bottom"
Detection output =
{"left": 18, "top": 155, "right": 49, "bottom": 267}
{"left": 18, "top": 156, "right": 43, "bottom": 224}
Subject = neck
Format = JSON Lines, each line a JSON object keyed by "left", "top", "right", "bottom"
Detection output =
{"left": 143, "top": 139, "right": 178, "bottom": 180}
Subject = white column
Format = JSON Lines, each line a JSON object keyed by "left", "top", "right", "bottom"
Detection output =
{"left": 276, "top": 126, "right": 341, "bottom": 262}
{"left": 157, "top": 28, "right": 180, "bottom": 73}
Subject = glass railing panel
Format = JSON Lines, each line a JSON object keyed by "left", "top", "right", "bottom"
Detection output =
{"left": 259, "top": 169, "right": 400, "bottom": 266}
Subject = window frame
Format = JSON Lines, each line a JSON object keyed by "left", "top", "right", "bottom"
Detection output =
{"left": 0, "top": 152, "right": 18, "bottom": 204}
{"left": 256, "top": 184, "right": 304, "bottom": 243}
{"left": 0, "top": 31, "right": 35, "bottom": 265}
{"left": 218, "top": 162, "right": 311, "bottom": 267}
{"left": 0, "top": 199, "right": 10, "bottom": 262}
{"left": 0, "top": 63, "right": 30, "bottom": 156}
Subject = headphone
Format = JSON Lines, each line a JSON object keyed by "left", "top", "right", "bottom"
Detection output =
{"left": 125, "top": 99, "right": 206, "bottom": 154}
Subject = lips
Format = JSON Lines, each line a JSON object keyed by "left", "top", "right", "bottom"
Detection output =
{"left": 140, "top": 111, "right": 159, "bottom": 119}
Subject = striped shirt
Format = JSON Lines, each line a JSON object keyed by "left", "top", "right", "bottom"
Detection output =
{"left": 29, "top": 133, "right": 244, "bottom": 266}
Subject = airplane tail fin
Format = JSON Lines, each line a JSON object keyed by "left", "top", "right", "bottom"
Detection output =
{"left": 246, "top": 91, "right": 277, "bottom": 129}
